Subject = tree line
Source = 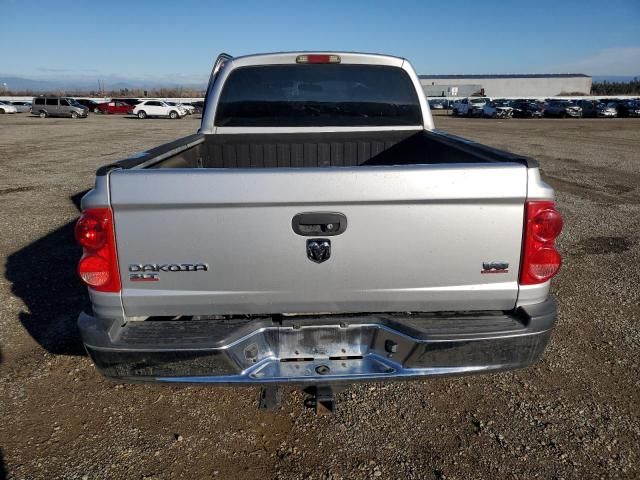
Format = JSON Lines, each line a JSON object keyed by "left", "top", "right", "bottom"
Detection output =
{"left": 590, "top": 78, "right": 640, "bottom": 95}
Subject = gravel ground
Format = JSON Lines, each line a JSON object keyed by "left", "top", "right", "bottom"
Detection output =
{"left": 0, "top": 113, "right": 638, "bottom": 480}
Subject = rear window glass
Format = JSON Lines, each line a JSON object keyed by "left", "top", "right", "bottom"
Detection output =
{"left": 215, "top": 64, "right": 422, "bottom": 127}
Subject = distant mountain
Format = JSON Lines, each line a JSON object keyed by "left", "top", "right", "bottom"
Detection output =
{"left": 0, "top": 74, "right": 206, "bottom": 92}
{"left": 0, "top": 75, "right": 64, "bottom": 91}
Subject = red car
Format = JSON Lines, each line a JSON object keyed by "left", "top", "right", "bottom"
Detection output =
{"left": 97, "top": 101, "right": 133, "bottom": 115}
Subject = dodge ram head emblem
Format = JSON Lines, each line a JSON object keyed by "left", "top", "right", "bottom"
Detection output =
{"left": 307, "top": 239, "right": 331, "bottom": 263}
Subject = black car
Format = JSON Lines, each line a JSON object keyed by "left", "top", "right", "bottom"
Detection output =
{"left": 511, "top": 101, "right": 543, "bottom": 118}
{"left": 191, "top": 100, "right": 205, "bottom": 114}
{"left": 627, "top": 100, "right": 640, "bottom": 117}
{"left": 112, "top": 98, "right": 142, "bottom": 107}
{"left": 544, "top": 100, "right": 582, "bottom": 118}
{"left": 573, "top": 100, "right": 598, "bottom": 117}
{"left": 73, "top": 98, "right": 101, "bottom": 113}
{"left": 611, "top": 100, "right": 640, "bottom": 118}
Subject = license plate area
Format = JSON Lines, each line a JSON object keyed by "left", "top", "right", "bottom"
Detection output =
{"left": 272, "top": 325, "right": 372, "bottom": 359}
{"left": 250, "top": 356, "right": 395, "bottom": 380}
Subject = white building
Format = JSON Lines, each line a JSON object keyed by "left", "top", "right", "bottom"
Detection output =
{"left": 419, "top": 74, "right": 592, "bottom": 98}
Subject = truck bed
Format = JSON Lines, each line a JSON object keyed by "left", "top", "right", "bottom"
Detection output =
{"left": 97, "top": 130, "right": 536, "bottom": 174}
{"left": 77, "top": 51, "right": 559, "bottom": 386}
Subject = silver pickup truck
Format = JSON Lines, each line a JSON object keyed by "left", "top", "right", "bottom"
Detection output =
{"left": 76, "top": 52, "right": 562, "bottom": 403}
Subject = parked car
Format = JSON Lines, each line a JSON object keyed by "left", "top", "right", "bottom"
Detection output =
{"left": 97, "top": 100, "right": 134, "bottom": 115}
{"left": 112, "top": 98, "right": 142, "bottom": 107}
{"left": 191, "top": 101, "right": 205, "bottom": 114}
{"left": 610, "top": 100, "right": 640, "bottom": 118}
{"left": 511, "top": 101, "right": 543, "bottom": 118}
{"left": 74, "top": 99, "right": 101, "bottom": 113}
{"left": 453, "top": 97, "right": 489, "bottom": 117}
{"left": 181, "top": 102, "right": 199, "bottom": 114}
{"left": 625, "top": 100, "right": 640, "bottom": 117}
{"left": 574, "top": 100, "right": 598, "bottom": 118}
{"left": 428, "top": 99, "right": 445, "bottom": 110}
{"left": 482, "top": 99, "right": 513, "bottom": 118}
{"left": 132, "top": 100, "right": 186, "bottom": 119}
{"left": 31, "top": 96, "right": 88, "bottom": 118}
{"left": 165, "top": 101, "right": 192, "bottom": 115}
{"left": 0, "top": 101, "right": 19, "bottom": 114}
{"left": 544, "top": 100, "right": 582, "bottom": 118}
{"left": 76, "top": 51, "right": 562, "bottom": 411}
{"left": 8, "top": 101, "right": 32, "bottom": 113}
{"left": 597, "top": 102, "right": 618, "bottom": 118}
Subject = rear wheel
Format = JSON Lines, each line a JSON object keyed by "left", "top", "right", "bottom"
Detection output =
{"left": 93, "top": 107, "right": 100, "bottom": 113}
{"left": 137, "top": 111, "right": 147, "bottom": 119}
{"left": 169, "top": 110, "right": 178, "bottom": 119}
{"left": 39, "top": 111, "right": 47, "bottom": 118}
{"left": 71, "top": 111, "right": 78, "bottom": 119}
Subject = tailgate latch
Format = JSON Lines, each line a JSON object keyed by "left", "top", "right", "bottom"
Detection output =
{"left": 292, "top": 212, "right": 347, "bottom": 236}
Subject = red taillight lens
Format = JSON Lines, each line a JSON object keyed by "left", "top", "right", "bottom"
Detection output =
{"left": 75, "top": 208, "right": 121, "bottom": 292}
{"left": 75, "top": 213, "right": 107, "bottom": 250}
{"left": 520, "top": 201, "right": 563, "bottom": 285}
{"left": 531, "top": 208, "right": 563, "bottom": 242}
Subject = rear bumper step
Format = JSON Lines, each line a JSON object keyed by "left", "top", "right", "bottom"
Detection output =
{"left": 79, "top": 298, "right": 556, "bottom": 384}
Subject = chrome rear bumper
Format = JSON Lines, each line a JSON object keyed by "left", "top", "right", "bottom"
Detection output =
{"left": 79, "top": 298, "right": 556, "bottom": 384}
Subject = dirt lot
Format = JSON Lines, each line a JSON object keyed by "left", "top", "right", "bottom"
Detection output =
{"left": 1, "top": 113, "right": 639, "bottom": 480}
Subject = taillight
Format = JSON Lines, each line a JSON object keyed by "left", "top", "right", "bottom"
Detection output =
{"left": 296, "top": 54, "right": 341, "bottom": 64}
{"left": 75, "top": 208, "right": 121, "bottom": 292}
{"left": 520, "top": 201, "right": 563, "bottom": 285}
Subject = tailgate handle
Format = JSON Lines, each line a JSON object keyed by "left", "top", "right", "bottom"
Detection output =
{"left": 292, "top": 212, "right": 347, "bottom": 236}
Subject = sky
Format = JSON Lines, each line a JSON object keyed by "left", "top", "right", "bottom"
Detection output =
{"left": 1, "top": 0, "right": 639, "bottom": 86}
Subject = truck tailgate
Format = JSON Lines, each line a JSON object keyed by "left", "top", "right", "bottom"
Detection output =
{"left": 109, "top": 164, "right": 527, "bottom": 317}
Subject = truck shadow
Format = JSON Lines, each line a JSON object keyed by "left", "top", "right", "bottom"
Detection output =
{"left": 5, "top": 191, "right": 90, "bottom": 356}
{"left": 0, "top": 448, "right": 6, "bottom": 480}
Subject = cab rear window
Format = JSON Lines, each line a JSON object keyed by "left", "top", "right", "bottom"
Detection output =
{"left": 215, "top": 64, "right": 422, "bottom": 127}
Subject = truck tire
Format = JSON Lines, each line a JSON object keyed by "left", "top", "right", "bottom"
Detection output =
{"left": 137, "top": 111, "right": 147, "bottom": 119}
{"left": 169, "top": 110, "right": 178, "bottom": 119}
{"left": 452, "top": 109, "right": 458, "bottom": 116}
{"left": 39, "top": 111, "right": 47, "bottom": 118}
